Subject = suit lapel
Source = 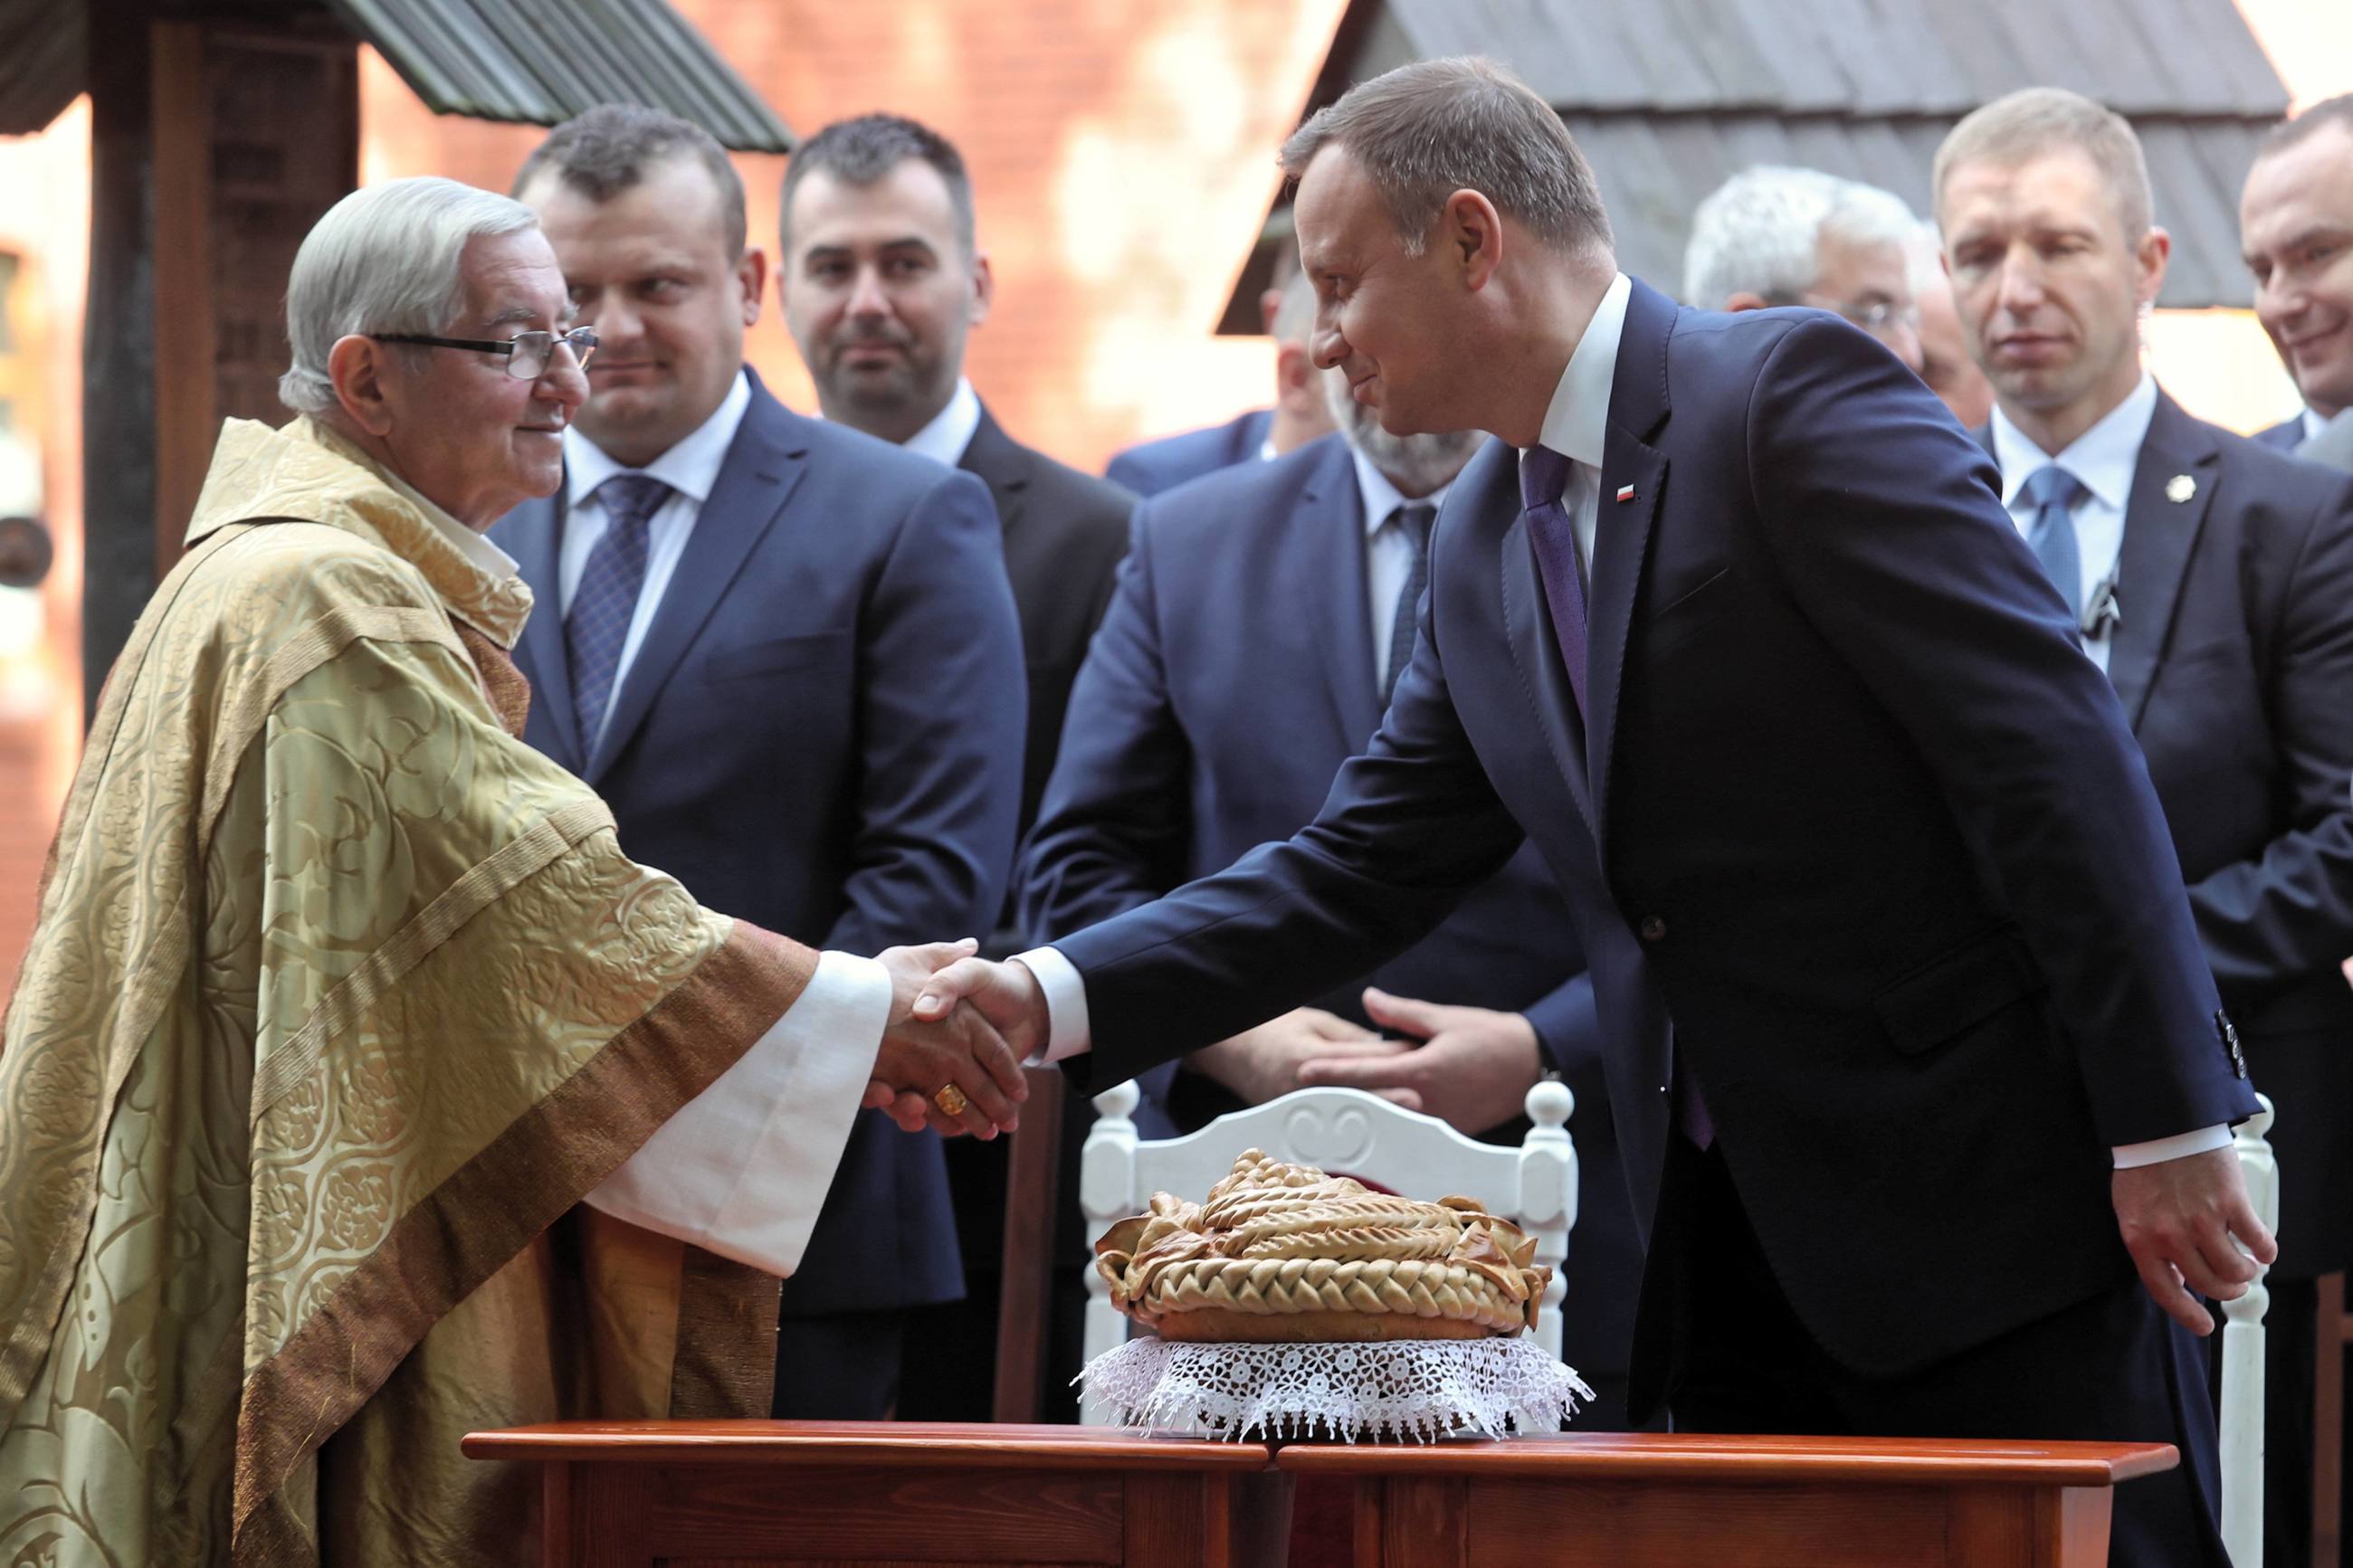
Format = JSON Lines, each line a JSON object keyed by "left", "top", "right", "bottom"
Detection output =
{"left": 501, "top": 490, "right": 586, "bottom": 771}
{"left": 958, "top": 404, "right": 1028, "bottom": 540}
{"left": 2109, "top": 394, "right": 2219, "bottom": 730}
{"left": 586, "top": 388, "right": 811, "bottom": 783}
{"left": 1308, "top": 443, "right": 1383, "bottom": 746}
{"left": 1585, "top": 280, "right": 1677, "bottom": 855}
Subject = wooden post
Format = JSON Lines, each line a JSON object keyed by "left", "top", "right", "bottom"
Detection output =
{"left": 81, "top": 0, "right": 159, "bottom": 717}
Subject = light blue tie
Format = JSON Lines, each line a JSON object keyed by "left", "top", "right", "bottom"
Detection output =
{"left": 2021, "top": 465, "right": 2088, "bottom": 622}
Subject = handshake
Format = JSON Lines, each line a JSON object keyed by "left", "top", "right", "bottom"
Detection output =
{"left": 862, "top": 940, "right": 1049, "bottom": 1140}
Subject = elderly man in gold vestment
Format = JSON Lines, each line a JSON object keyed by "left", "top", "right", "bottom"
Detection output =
{"left": 0, "top": 176, "right": 1025, "bottom": 1567}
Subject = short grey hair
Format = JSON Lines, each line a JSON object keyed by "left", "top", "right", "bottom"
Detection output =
{"left": 1682, "top": 166, "right": 1918, "bottom": 308}
{"left": 279, "top": 176, "right": 539, "bottom": 414}
{"left": 1933, "top": 88, "right": 2153, "bottom": 241}
{"left": 1269, "top": 265, "right": 1317, "bottom": 347}
{"left": 1279, "top": 57, "right": 1612, "bottom": 259}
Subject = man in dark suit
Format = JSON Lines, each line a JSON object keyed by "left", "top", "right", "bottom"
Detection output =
{"left": 1103, "top": 271, "right": 1334, "bottom": 497}
{"left": 498, "top": 106, "right": 1026, "bottom": 1421}
{"left": 1021, "top": 367, "right": 1642, "bottom": 1423}
{"left": 773, "top": 113, "right": 1133, "bottom": 1419}
{"left": 1943, "top": 88, "right": 2353, "bottom": 1567}
{"left": 900, "top": 59, "right": 2272, "bottom": 1565}
{"left": 2243, "top": 95, "right": 2353, "bottom": 455}
{"left": 776, "top": 113, "right": 1134, "bottom": 834}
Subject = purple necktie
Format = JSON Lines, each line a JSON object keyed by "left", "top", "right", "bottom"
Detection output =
{"left": 1519, "top": 444, "right": 1588, "bottom": 714}
{"left": 1523, "top": 446, "right": 1714, "bottom": 1147}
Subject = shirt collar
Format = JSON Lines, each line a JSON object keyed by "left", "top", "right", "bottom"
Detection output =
{"left": 900, "top": 377, "right": 985, "bottom": 468}
{"left": 2308, "top": 407, "right": 2332, "bottom": 443}
{"left": 1532, "top": 272, "right": 1632, "bottom": 469}
{"left": 566, "top": 367, "right": 752, "bottom": 508}
{"left": 1988, "top": 372, "right": 2159, "bottom": 511}
{"left": 1348, "top": 445, "right": 1453, "bottom": 536}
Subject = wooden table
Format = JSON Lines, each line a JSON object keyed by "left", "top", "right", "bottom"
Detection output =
{"left": 1279, "top": 1432, "right": 2179, "bottom": 1567}
{"left": 462, "top": 1421, "right": 1289, "bottom": 1568}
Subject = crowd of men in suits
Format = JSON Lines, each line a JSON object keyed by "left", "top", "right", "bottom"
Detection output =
{"left": 484, "top": 74, "right": 2353, "bottom": 1567}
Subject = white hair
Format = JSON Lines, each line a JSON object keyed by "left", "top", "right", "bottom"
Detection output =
{"left": 1682, "top": 166, "right": 1918, "bottom": 309}
{"left": 279, "top": 176, "right": 541, "bottom": 414}
{"left": 1905, "top": 218, "right": 1948, "bottom": 296}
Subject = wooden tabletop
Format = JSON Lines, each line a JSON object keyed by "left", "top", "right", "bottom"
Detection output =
{"left": 1274, "top": 1431, "right": 2179, "bottom": 1486}
{"left": 462, "top": 1421, "right": 1275, "bottom": 1471}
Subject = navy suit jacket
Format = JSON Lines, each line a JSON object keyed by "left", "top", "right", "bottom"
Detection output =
{"left": 1104, "top": 408, "right": 1272, "bottom": 498}
{"left": 2252, "top": 415, "right": 2306, "bottom": 453}
{"left": 491, "top": 370, "right": 1026, "bottom": 1315}
{"left": 1980, "top": 394, "right": 2353, "bottom": 1276}
{"left": 1048, "top": 280, "right": 2262, "bottom": 1379}
{"left": 1020, "top": 432, "right": 1640, "bottom": 1380}
{"left": 960, "top": 404, "right": 1136, "bottom": 832}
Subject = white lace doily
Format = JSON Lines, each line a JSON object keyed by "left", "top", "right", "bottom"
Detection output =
{"left": 1077, "top": 1335, "right": 1593, "bottom": 1442}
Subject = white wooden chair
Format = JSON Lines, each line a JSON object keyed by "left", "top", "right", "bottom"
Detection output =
{"left": 2222, "top": 1095, "right": 2279, "bottom": 1567}
{"left": 1077, "top": 1079, "right": 1579, "bottom": 1424}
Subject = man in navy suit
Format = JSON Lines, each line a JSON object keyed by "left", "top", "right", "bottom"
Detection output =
{"left": 773, "top": 111, "right": 1137, "bottom": 1421}
{"left": 1022, "top": 367, "right": 1642, "bottom": 1423}
{"left": 1942, "top": 88, "right": 2353, "bottom": 1567}
{"left": 498, "top": 106, "right": 1026, "bottom": 1420}
{"left": 901, "top": 59, "right": 2272, "bottom": 1564}
{"left": 2242, "top": 95, "right": 2353, "bottom": 453}
{"left": 1103, "top": 271, "right": 1334, "bottom": 497}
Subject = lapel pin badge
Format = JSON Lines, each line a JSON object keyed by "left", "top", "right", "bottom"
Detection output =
{"left": 1615, "top": 485, "right": 1636, "bottom": 503}
{"left": 2166, "top": 474, "right": 2196, "bottom": 504}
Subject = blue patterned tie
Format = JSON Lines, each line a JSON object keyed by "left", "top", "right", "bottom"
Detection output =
{"left": 2021, "top": 464, "right": 2087, "bottom": 622}
{"left": 566, "top": 472, "right": 672, "bottom": 748}
{"left": 1381, "top": 503, "right": 1437, "bottom": 706}
{"left": 1519, "top": 445, "right": 1588, "bottom": 714}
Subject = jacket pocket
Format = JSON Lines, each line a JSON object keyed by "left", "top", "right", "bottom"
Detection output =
{"left": 1872, "top": 927, "right": 2046, "bottom": 1055}
{"left": 702, "top": 631, "right": 851, "bottom": 683}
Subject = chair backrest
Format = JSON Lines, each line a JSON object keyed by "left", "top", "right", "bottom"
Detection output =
{"left": 2219, "top": 1095, "right": 2278, "bottom": 1567}
{"left": 1078, "top": 1079, "right": 1579, "bottom": 1423}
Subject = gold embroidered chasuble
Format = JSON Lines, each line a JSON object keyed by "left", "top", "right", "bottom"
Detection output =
{"left": 0, "top": 417, "right": 818, "bottom": 1565}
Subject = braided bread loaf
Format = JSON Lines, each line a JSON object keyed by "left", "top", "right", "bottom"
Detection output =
{"left": 1094, "top": 1149, "right": 1549, "bottom": 1343}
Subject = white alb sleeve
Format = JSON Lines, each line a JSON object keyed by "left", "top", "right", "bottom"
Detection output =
{"left": 582, "top": 949, "right": 891, "bottom": 1276}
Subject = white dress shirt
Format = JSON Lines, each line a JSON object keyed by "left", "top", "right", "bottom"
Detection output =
{"left": 1988, "top": 373, "right": 2158, "bottom": 674}
{"left": 2303, "top": 407, "right": 2329, "bottom": 443}
{"left": 1353, "top": 449, "right": 1455, "bottom": 692}
{"left": 900, "top": 376, "right": 986, "bottom": 469}
{"left": 559, "top": 369, "right": 753, "bottom": 753}
{"left": 1017, "top": 288, "right": 2217, "bottom": 1169}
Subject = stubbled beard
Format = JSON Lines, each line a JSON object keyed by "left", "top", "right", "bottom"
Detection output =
{"left": 1320, "top": 367, "right": 1482, "bottom": 493}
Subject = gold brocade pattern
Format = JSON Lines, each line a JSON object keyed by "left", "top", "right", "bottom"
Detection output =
{"left": 0, "top": 419, "right": 810, "bottom": 1566}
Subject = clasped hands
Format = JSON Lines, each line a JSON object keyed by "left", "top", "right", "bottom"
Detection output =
{"left": 863, "top": 940, "right": 1029, "bottom": 1139}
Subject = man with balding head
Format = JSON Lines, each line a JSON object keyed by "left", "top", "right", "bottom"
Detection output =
{"left": 1943, "top": 87, "right": 2353, "bottom": 1566}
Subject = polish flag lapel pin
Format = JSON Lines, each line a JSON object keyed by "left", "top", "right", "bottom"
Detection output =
{"left": 1615, "top": 484, "right": 1636, "bottom": 503}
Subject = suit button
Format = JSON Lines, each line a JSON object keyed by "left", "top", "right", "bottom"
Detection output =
{"left": 1638, "top": 915, "right": 1667, "bottom": 943}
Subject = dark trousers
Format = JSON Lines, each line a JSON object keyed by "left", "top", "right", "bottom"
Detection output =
{"left": 771, "top": 1309, "right": 908, "bottom": 1420}
{"left": 1646, "top": 1140, "right": 2228, "bottom": 1568}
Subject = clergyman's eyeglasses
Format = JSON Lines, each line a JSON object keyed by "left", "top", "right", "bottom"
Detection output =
{"left": 370, "top": 326, "right": 599, "bottom": 380}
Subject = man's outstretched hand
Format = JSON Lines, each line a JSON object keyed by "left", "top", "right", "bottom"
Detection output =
{"left": 861, "top": 940, "right": 1028, "bottom": 1139}
{"left": 2112, "top": 1145, "right": 2277, "bottom": 1336}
